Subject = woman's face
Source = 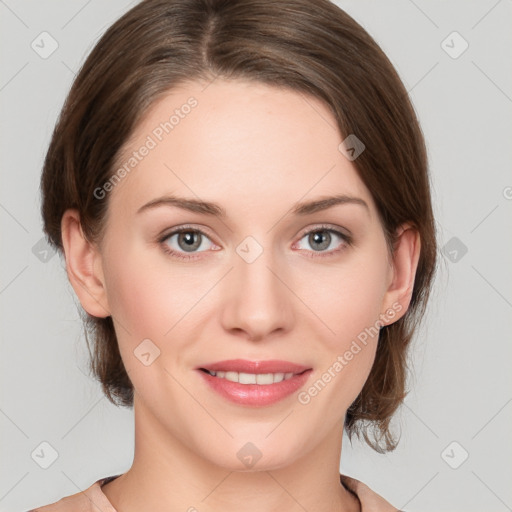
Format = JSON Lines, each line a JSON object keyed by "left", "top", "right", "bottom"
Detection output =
{"left": 86, "top": 78, "right": 406, "bottom": 470}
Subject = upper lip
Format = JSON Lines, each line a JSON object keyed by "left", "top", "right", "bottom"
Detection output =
{"left": 198, "top": 359, "right": 311, "bottom": 375}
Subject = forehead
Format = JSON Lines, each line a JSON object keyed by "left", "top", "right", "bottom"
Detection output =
{"left": 108, "top": 78, "right": 374, "bottom": 219}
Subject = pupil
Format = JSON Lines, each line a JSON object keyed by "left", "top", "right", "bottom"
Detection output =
{"left": 310, "top": 230, "right": 330, "bottom": 251}
{"left": 179, "top": 231, "right": 200, "bottom": 252}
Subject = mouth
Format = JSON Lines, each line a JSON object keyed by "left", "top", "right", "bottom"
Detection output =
{"left": 198, "top": 367, "right": 308, "bottom": 385}
{"left": 196, "top": 359, "right": 312, "bottom": 406}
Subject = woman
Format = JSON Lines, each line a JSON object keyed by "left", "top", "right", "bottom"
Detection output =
{"left": 31, "top": 0, "right": 436, "bottom": 510}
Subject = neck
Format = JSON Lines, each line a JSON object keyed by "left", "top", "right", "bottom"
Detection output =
{"left": 102, "top": 394, "right": 360, "bottom": 512}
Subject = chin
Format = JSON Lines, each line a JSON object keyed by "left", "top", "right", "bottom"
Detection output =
{"left": 198, "top": 437, "right": 302, "bottom": 472}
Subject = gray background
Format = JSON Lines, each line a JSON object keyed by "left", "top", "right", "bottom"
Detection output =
{"left": 1, "top": 1, "right": 511, "bottom": 511}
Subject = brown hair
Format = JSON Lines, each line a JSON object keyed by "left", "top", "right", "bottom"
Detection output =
{"left": 41, "top": 0, "right": 437, "bottom": 453}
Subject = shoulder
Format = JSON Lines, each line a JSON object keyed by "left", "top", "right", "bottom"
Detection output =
{"left": 29, "top": 474, "right": 400, "bottom": 512}
{"left": 27, "top": 492, "right": 86, "bottom": 512}
{"left": 341, "top": 474, "right": 403, "bottom": 512}
{"left": 27, "top": 475, "right": 120, "bottom": 512}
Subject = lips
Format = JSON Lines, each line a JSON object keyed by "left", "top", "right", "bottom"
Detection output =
{"left": 196, "top": 359, "right": 312, "bottom": 406}
{"left": 197, "top": 359, "right": 311, "bottom": 375}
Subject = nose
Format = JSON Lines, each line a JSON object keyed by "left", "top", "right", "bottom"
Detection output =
{"left": 220, "top": 242, "right": 295, "bottom": 342}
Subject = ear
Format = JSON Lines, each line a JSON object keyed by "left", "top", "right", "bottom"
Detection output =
{"left": 60, "top": 209, "right": 110, "bottom": 318}
{"left": 381, "top": 223, "right": 421, "bottom": 325}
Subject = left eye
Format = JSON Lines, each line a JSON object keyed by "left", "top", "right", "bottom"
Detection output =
{"left": 295, "top": 228, "right": 349, "bottom": 254}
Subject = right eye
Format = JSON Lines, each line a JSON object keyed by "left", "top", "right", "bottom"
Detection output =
{"left": 159, "top": 226, "right": 219, "bottom": 261}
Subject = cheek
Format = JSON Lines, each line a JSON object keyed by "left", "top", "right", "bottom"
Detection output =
{"left": 296, "top": 245, "right": 390, "bottom": 407}
{"left": 102, "top": 259, "right": 160, "bottom": 339}
{"left": 300, "top": 248, "right": 390, "bottom": 346}
{"left": 101, "top": 248, "right": 202, "bottom": 405}
{"left": 101, "top": 239, "right": 216, "bottom": 353}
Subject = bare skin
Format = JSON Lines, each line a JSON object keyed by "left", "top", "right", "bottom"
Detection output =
{"left": 61, "top": 78, "right": 417, "bottom": 512}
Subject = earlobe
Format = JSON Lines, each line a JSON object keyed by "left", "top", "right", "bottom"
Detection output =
{"left": 381, "top": 223, "right": 421, "bottom": 325}
{"left": 60, "top": 209, "right": 111, "bottom": 318}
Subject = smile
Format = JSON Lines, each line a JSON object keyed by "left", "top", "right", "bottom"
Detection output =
{"left": 200, "top": 369, "right": 297, "bottom": 385}
{"left": 196, "top": 360, "right": 312, "bottom": 406}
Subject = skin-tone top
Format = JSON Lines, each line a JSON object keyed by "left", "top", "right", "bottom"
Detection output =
{"left": 27, "top": 473, "right": 404, "bottom": 512}
{"left": 27, "top": 475, "right": 121, "bottom": 512}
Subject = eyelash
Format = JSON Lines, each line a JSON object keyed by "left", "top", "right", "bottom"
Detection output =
{"left": 158, "top": 224, "right": 352, "bottom": 261}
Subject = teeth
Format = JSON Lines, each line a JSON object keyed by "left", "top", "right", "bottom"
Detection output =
{"left": 207, "top": 370, "right": 295, "bottom": 385}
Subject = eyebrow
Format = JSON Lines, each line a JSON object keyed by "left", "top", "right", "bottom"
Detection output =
{"left": 136, "top": 193, "right": 369, "bottom": 217}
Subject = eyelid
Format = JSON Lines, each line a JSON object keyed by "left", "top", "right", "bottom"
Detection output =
{"left": 158, "top": 224, "right": 217, "bottom": 244}
{"left": 296, "top": 222, "right": 352, "bottom": 241}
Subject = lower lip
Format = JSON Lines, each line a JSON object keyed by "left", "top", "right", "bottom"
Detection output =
{"left": 197, "top": 369, "right": 312, "bottom": 406}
